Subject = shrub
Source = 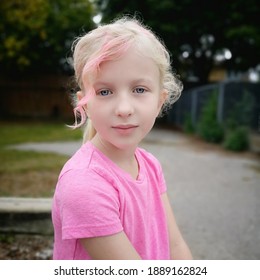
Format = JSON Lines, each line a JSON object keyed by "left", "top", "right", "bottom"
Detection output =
{"left": 223, "top": 127, "right": 249, "bottom": 151}
{"left": 223, "top": 90, "right": 254, "bottom": 152}
{"left": 225, "top": 90, "right": 254, "bottom": 129}
{"left": 183, "top": 113, "right": 195, "bottom": 134}
{"left": 197, "top": 92, "right": 224, "bottom": 143}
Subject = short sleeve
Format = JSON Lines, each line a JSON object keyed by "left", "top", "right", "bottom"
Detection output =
{"left": 57, "top": 169, "right": 123, "bottom": 240}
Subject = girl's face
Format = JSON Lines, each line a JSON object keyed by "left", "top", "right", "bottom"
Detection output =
{"left": 82, "top": 48, "right": 167, "bottom": 152}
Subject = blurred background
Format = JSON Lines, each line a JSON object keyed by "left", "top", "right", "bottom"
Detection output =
{"left": 0, "top": 0, "right": 259, "bottom": 260}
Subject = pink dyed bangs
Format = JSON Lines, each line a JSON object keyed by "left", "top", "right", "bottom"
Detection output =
{"left": 73, "top": 34, "right": 132, "bottom": 127}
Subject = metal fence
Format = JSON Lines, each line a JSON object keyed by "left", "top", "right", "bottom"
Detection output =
{"left": 167, "top": 81, "right": 260, "bottom": 131}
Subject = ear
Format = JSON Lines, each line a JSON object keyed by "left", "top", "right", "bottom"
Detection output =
{"left": 157, "top": 89, "right": 168, "bottom": 114}
{"left": 76, "top": 91, "right": 84, "bottom": 102}
{"left": 76, "top": 91, "right": 89, "bottom": 116}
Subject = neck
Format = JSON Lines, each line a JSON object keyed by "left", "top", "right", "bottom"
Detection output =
{"left": 91, "top": 134, "right": 139, "bottom": 179}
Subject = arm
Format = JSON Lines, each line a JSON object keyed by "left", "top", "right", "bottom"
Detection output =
{"left": 161, "top": 193, "right": 193, "bottom": 260}
{"left": 80, "top": 231, "right": 142, "bottom": 260}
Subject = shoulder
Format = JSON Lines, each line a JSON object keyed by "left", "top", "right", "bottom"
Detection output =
{"left": 56, "top": 142, "right": 118, "bottom": 195}
{"left": 59, "top": 142, "right": 94, "bottom": 177}
{"left": 54, "top": 150, "right": 120, "bottom": 216}
{"left": 59, "top": 142, "right": 115, "bottom": 182}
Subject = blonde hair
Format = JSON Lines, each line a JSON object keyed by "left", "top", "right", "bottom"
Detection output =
{"left": 71, "top": 17, "right": 182, "bottom": 142}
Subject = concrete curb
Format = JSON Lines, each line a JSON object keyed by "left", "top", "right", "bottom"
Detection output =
{"left": 0, "top": 197, "right": 53, "bottom": 235}
{"left": 0, "top": 197, "right": 52, "bottom": 213}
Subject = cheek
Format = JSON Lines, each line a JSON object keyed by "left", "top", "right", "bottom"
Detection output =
{"left": 142, "top": 103, "right": 160, "bottom": 120}
{"left": 87, "top": 104, "right": 107, "bottom": 126}
{"left": 85, "top": 100, "right": 97, "bottom": 119}
{"left": 151, "top": 95, "right": 164, "bottom": 115}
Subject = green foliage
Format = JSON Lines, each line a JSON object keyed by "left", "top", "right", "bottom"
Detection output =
{"left": 97, "top": 0, "right": 260, "bottom": 82}
{"left": 0, "top": 149, "right": 68, "bottom": 173}
{"left": 197, "top": 92, "right": 224, "bottom": 143}
{"left": 0, "top": 122, "right": 75, "bottom": 197}
{"left": 223, "top": 90, "right": 254, "bottom": 151}
{"left": 225, "top": 90, "right": 254, "bottom": 129}
{"left": 0, "top": 0, "right": 95, "bottom": 74}
{"left": 188, "top": 90, "right": 253, "bottom": 151}
{"left": 0, "top": 234, "right": 15, "bottom": 244}
{"left": 0, "top": 122, "right": 82, "bottom": 146}
{"left": 183, "top": 113, "right": 195, "bottom": 134}
{"left": 223, "top": 127, "right": 249, "bottom": 151}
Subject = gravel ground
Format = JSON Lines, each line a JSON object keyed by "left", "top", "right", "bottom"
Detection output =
{"left": 0, "top": 234, "right": 53, "bottom": 260}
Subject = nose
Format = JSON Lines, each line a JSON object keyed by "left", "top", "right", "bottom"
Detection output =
{"left": 115, "top": 94, "right": 134, "bottom": 118}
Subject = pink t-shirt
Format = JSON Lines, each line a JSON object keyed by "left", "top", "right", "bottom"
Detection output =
{"left": 52, "top": 142, "right": 170, "bottom": 259}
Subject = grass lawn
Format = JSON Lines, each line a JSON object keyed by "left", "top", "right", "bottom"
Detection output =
{"left": 0, "top": 121, "right": 82, "bottom": 197}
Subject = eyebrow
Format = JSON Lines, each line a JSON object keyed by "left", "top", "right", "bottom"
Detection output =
{"left": 93, "top": 78, "right": 153, "bottom": 87}
{"left": 93, "top": 81, "right": 113, "bottom": 88}
{"left": 131, "top": 78, "right": 153, "bottom": 85}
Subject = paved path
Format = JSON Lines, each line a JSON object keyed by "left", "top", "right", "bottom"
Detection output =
{"left": 3, "top": 129, "right": 260, "bottom": 260}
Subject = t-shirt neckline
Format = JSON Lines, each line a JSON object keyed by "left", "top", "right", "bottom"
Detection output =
{"left": 85, "top": 141, "right": 145, "bottom": 184}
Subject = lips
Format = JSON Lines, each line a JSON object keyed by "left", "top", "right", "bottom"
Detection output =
{"left": 112, "top": 124, "right": 138, "bottom": 135}
{"left": 112, "top": 124, "right": 138, "bottom": 129}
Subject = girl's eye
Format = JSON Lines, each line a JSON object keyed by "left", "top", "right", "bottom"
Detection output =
{"left": 134, "top": 87, "right": 146, "bottom": 94}
{"left": 98, "top": 89, "right": 112, "bottom": 96}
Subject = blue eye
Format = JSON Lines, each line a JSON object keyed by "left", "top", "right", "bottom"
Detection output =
{"left": 98, "top": 89, "right": 112, "bottom": 96}
{"left": 134, "top": 87, "right": 146, "bottom": 94}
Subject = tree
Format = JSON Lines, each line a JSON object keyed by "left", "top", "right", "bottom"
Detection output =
{"left": 0, "top": 0, "right": 96, "bottom": 75}
{"left": 97, "top": 0, "right": 260, "bottom": 83}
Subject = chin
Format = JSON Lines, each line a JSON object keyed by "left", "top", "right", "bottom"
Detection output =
{"left": 112, "top": 140, "right": 139, "bottom": 150}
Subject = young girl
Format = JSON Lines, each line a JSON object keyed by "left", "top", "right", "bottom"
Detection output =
{"left": 52, "top": 17, "right": 192, "bottom": 260}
